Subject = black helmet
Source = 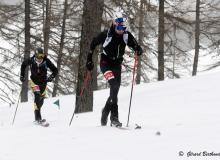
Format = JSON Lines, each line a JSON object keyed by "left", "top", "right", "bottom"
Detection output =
{"left": 35, "top": 47, "right": 45, "bottom": 59}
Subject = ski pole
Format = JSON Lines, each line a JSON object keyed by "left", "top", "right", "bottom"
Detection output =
{"left": 126, "top": 53, "right": 138, "bottom": 127}
{"left": 69, "top": 71, "right": 91, "bottom": 126}
{"left": 80, "top": 71, "right": 91, "bottom": 97}
{"left": 12, "top": 89, "right": 22, "bottom": 125}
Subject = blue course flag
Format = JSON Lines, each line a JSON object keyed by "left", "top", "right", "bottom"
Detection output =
{"left": 53, "top": 99, "right": 60, "bottom": 109}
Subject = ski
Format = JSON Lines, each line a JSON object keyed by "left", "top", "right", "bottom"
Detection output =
{"left": 112, "top": 126, "right": 130, "bottom": 130}
{"left": 99, "top": 123, "right": 142, "bottom": 130}
{"left": 110, "top": 124, "right": 142, "bottom": 130}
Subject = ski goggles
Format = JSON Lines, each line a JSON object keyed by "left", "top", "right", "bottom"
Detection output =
{"left": 115, "top": 17, "right": 126, "bottom": 24}
{"left": 115, "top": 25, "right": 126, "bottom": 31}
{"left": 36, "top": 53, "right": 45, "bottom": 59}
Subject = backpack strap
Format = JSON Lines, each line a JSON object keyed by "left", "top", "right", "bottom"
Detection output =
{"left": 123, "top": 31, "right": 128, "bottom": 45}
{"left": 103, "top": 29, "right": 112, "bottom": 48}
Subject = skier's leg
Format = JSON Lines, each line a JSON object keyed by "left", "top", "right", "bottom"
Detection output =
{"left": 101, "top": 97, "right": 111, "bottom": 126}
{"left": 37, "top": 84, "right": 47, "bottom": 121}
{"left": 100, "top": 59, "right": 113, "bottom": 125}
{"left": 109, "top": 65, "right": 121, "bottom": 123}
{"left": 38, "top": 84, "right": 46, "bottom": 109}
{"left": 33, "top": 91, "right": 43, "bottom": 121}
{"left": 31, "top": 80, "right": 46, "bottom": 121}
{"left": 101, "top": 78, "right": 120, "bottom": 125}
{"left": 108, "top": 79, "right": 121, "bottom": 123}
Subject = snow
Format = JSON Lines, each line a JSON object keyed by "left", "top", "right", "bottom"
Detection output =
{"left": 1, "top": 72, "right": 220, "bottom": 160}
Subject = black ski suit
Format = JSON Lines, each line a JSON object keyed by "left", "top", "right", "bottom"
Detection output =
{"left": 89, "top": 25, "right": 142, "bottom": 124}
{"left": 20, "top": 55, "right": 58, "bottom": 121}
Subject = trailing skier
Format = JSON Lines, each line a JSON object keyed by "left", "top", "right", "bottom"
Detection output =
{"left": 20, "top": 47, "right": 58, "bottom": 125}
{"left": 86, "top": 12, "right": 143, "bottom": 127}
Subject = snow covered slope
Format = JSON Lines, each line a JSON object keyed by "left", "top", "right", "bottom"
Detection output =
{"left": 1, "top": 72, "right": 220, "bottom": 160}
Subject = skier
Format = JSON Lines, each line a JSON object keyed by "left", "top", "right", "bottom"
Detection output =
{"left": 20, "top": 47, "right": 58, "bottom": 125}
{"left": 86, "top": 13, "right": 142, "bottom": 127}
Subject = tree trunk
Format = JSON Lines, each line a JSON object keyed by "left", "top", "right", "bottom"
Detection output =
{"left": 158, "top": 0, "right": 165, "bottom": 81}
{"left": 172, "top": 24, "right": 177, "bottom": 79}
{"left": 192, "top": 0, "right": 200, "bottom": 76}
{"left": 136, "top": 0, "right": 144, "bottom": 84}
{"left": 21, "top": 0, "right": 31, "bottom": 102}
{"left": 43, "top": 0, "right": 52, "bottom": 54}
{"left": 52, "top": 0, "right": 68, "bottom": 97}
{"left": 75, "top": 0, "right": 104, "bottom": 113}
{"left": 91, "top": 1, "right": 104, "bottom": 91}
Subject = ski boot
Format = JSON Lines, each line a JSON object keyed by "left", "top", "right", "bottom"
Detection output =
{"left": 110, "top": 117, "right": 122, "bottom": 128}
{"left": 34, "top": 118, "right": 46, "bottom": 124}
{"left": 39, "top": 119, "right": 46, "bottom": 123}
{"left": 109, "top": 104, "right": 122, "bottom": 127}
{"left": 110, "top": 119, "right": 122, "bottom": 127}
{"left": 34, "top": 119, "right": 49, "bottom": 127}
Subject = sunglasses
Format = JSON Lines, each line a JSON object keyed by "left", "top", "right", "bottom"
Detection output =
{"left": 115, "top": 25, "right": 126, "bottom": 31}
{"left": 36, "top": 53, "right": 45, "bottom": 59}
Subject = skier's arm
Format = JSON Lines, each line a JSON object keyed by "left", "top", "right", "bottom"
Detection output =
{"left": 20, "top": 58, "right": 31, "bottom": 77}
{"left": 20, "top": 58, "right": 31, "bottom": 82}
{"left": 46, "top": 58, "right": 58, "bottom": 78}
{"left": 127, "top": 32, "right": 143, "bottom": 56}
{"left": 90, "top": 30, "right": 107, "bottom": 53}
{"left": 86, "top": 30, "right": 107, "bottom": 71}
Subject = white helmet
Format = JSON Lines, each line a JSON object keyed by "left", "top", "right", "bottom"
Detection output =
{"left": 113, "top": 11, "right": 127, "bottom": 31}
{"left": 113, "top": 11, "right": 127, "bottom": 23}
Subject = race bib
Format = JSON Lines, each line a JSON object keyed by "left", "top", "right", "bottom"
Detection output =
{"left": 32, "top": 85, "right": 40, "bottom": 92}
{"left": 104, "top": 71, "right": 114, "bottom": 80}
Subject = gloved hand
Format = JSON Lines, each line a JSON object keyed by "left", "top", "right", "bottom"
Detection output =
{"left": 135, "top": 45, "right": 143, "bottom": 56}
{"left": 86, "top": 52, "right": 94, "bottom": 71}
{"left": 47, "top": 74, "right": 55, "bottom": 82}
{"left": 20, "top": 75, "right": 25, "bottom": 82}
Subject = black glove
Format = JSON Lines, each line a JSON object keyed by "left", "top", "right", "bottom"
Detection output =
{"left": 20, "top": 75, "right": 25, "bottom": 82}
{"left": 86, "top": 52, "right": 94, "bottom": 71}
{"left": 47, "top": 74, "right": 55, "bottom": 82}
{"left": 136, "top": 45, "right": 143, "bottom": 56}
